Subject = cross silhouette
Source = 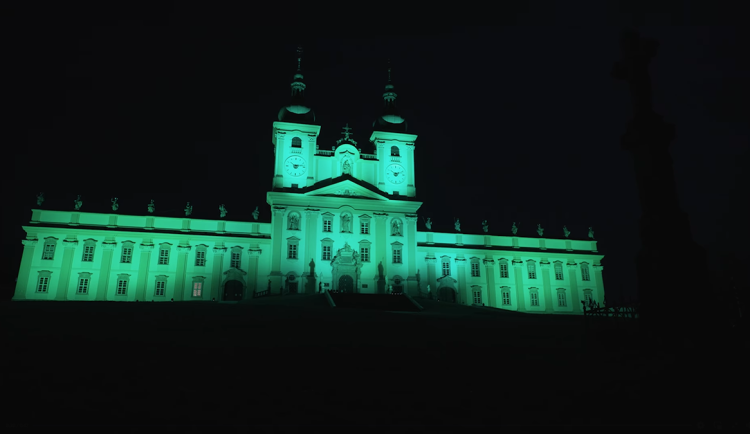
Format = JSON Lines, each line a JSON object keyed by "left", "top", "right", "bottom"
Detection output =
{"left": 341, "top": 123, "right": 352, "bottom": 140}
{"left": 296, "top": 46, "right": 303, "bottom": 71}
{"left": 612, "top": 30, "right": 659, "bottom": 117}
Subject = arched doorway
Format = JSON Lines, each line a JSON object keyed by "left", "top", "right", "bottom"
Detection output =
{"left": 339, "top": 275, "right": 354, "bottom": 293}
{"left": 438, "top": 287, "right": 456, "bottom": 303}
{"left": 223, "top": 280, "right": 243, "bottom": 301}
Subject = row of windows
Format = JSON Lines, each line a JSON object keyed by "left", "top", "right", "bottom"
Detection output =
{"left": 288, "top": 213, "right": 401, "bottom": 236}
{"left": 290, "top": 135, "right": 401, "bottom": 157}
{"left": 471, "top": 287, "right": 593, "bottom": 307}
{"left": 439, "top": 258, "right": 592, "bottom": 282}
{"left": 293, "top": 242, "right": 379, "bottom": 263}
{"left": 36, "top": 273, "right": 206, "bottom": 298}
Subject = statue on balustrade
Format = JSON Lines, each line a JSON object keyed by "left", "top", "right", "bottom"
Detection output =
{"left": 537, "top": 224, "right": 544, "bottom": 237}
{"left": 511, "top": 222, "right": 518, "bottom": 235}
{"left": 588, "top": 226, "right": 595, "bottom": 240}
{"left": 563, "top": 225, "right": 570, "bottom": 238}
{"left": 219, "top": 204, "right": 228, "bottom": 218}
{"left": 482, "top": 220, "right": 489, "bottom": 233}
{"left": 454, "top": 219, "right": 461, "bottom": 232}
{"left": 111, "top": 197, "right": 119, "bottom": 211}
{"left": 148, "top": 199, "right": 155, "bottom": 214}
{"left": 184, "top": 202, "right": 192, "bottom": 217}
{"left": 252, "top": 206, "right": 259, "bottom": 221}
{"left": 74, "top": 195, "right": 83, "bottom": 211}
{"left": 36, "top": 192, "right": 44, "bottom": 206}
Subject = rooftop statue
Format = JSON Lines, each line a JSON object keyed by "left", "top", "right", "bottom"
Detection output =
{"left": 252, "top": 206, "right": 259, "bottom": 221}
{"left": 36, "top": 192, "right": 44, "bottom": 206}
{"left": 537, "top": 224, "right": 544, "bottom": 237}
{"left": 424, "top": 217, "right": 432, "bottom": 230}
{"left": 184, "top": 202, "right": 192, "bottom": 217}
{"left": 148, "top": 200, "right": 155, "bottom": 214}
{"left": 588, "top": 226, "right": 595, "bottom": 240}
{"left": 219, "top": 204, "right": 227, "bottom": 218}
{"left": 482, "top": 220, "right": 489, "bottom": 233}
{"left": 454, "top": 219, "right": 461, "bottom": 232}
{"left": 563, "top": 225, "right": 571, "bottom": 238}
{"left": 512, "top": 222, "right": 518, "bottom": 235}
{"left": 74, "top": 195, "right": 82, "bottom": 211}
{"left": 111, "top": 197, "right": 119, "bottom": 211}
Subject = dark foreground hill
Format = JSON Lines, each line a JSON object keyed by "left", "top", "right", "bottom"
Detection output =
{"left": 3, "top": 295, "right": 745, "bottom": 428}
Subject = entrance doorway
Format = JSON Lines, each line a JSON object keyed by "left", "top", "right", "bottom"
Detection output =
{"left": 392, "top": 285, "right": 403, "bottom": 294}
{"left": 287, "top": 282, "right": 299, "bottom": 294}
{"left": 223, "top": 280, "right": 244, "bottom": 301}
{"left": 339, "top": 275, "right": 354, "bottom": 293}
{"left": 438, "top": 287, "right": 456, "bottom": 303}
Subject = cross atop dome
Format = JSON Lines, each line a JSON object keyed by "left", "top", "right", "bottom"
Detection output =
{"left": 336, "top": 123, "right": 358, "bottom": 146}
{"left": 296, "top": 46, "right": 303, "bottom": 72}
{"left": 341, "top": 123, "right": 352, "bottom": 140}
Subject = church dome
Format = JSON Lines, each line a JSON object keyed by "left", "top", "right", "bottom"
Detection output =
{"left": 373, "top": 71, "right": 407, "bottom": 132}
{"left": 278, "top": 52, "right": 316, "bottom": 124}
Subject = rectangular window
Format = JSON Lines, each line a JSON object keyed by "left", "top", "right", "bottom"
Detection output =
{"left": 360, "top": 221, "right": 370, "bottom": 234}
{"left": 82, "top": 245, "right": 94, "bottom": 262}
{"left": 159, "top": 249, "right": 169, "bottom": 265}
{"left": 392, "top": 248, "right": 402, "bottom": 264}
{"left": 471, "top": 263, "right": 480, "bottom": 277}
{"left": 121, "top": 247, "right": 133, "bottom": 263}
{"left": 117, "top": 280, "right": 128, "bottom": 295}
{"left": 555, "top": 264, "right": 564, "bottom": 280}
{"left": 502, "top": 292, "right": 511, "bottom": 305}
{"left": 528, "top": 263, "right": 536, "bottom": 279}
{"left": 584, "top": 292, "right": 593, "bottom": 303}
{"left": 192, "top": 282, "right": 203, "bottom": 297}
{"left": 500, "top": 263, "right": 509, "bottom": 278}
{"left": 288, "top": 244, "right": 298, "bottom": 259}
{"left": 473, "top": 291, "right": 482, "bottom": 304}
{"left": 195, "top": 250, "right": 206, "bottom": 266}
{"left": 155, "top": 281, "right": 166, "bottom": 296}
{"left": 37, "top": 276, "right": 50, "bottom": 293}
{"left": 323, "top": 220, "right": 332, "bottom": 232}
{"left": 582, "top": 266, "right": 590, "bottom": 281}
{"left": 322, "top": 245, "right": 332, "bottom": 261}
{"left": 557, "top": 292, "right": 567, "bottom": 307}
{"left": 231, "top": 252, "right": 241, "bottom": 268}
{"left": 77, "top": 278, "right": 89, "bottom": 294}
{"left": 442, "top": 261, "right": 450, "bottom": 276}
{"left": 42, "top": 244, "right": 55, "bottom": 260}
{"left": 360, "top": 247, "right": 370, "bottom": 262}
{"left": 530, "top": 292, "right": 539, "bottom": 306}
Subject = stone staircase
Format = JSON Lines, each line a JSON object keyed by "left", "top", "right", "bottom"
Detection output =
{"left": 327, "top": 292, "right": 422, "bottom": 312}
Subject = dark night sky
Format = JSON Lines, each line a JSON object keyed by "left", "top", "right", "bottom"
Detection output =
{"left": 6, "top": 3, "right": 748, "bottom": 302}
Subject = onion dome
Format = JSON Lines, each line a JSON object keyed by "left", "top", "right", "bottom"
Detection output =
{"left": 278, "top": 47, "right": 316, "bottom": 124}
{"left": 373, "top": 65, "right": 407, "bottom": 132}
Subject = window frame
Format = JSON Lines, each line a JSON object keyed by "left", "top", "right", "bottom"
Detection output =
{"left": 581, "top": 263, "right": 591, "bottom": 281}
{"left": 527, "top": 260, "right": 537, "bottom": 279}
{"left": 158, "top": 244, "right": 171, "bottom": 265}
{"left": 36, "top": 271, "right": 52, "bottom": 293}
{"left": 42, "top": 238, "right": 57, "bottom": 260}
{"left": 195, "top": 245, "right": 208, "bottom": 267}
{"left": 557, "top": 289, "right": 567, "bottom": 307}
{"left": 441, "top": 256, "right": 451, "bottom": 276}
{"left": 499, "top": 260, "right": 509, "bottom": 278}
{"left": 530, "top": 290, "right": 540, "bottom": 307}
{"left": 121, "top": 243, "right": 134, "bottom": 264}
{"left": 470, "top": 259, "right": 480, "bottom": 277}
{"left": 554, "top": 261, "right": 564, "bottom": 280}
{"left": 391, "top": 242, "right": 403, "bottom": 264}
{"left": 77, "top": 272, "right": 92, "bottom": 294}
{"left": 154, "top": 276, "right": 168, "bottom": 297}
{"left": 82, "top": 240, "right": 97, "bottom": 262}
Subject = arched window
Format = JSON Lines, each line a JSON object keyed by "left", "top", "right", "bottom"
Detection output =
{"left": 556, "top": 288, "right": 567, "bottom": 307}
{"left": 527, "top": 260, "right": 537, "bottom": 279}
{"left": 391, "top": 146, "right": 400, "bottom": 156}
{"left": 581, "top": 262, "right": 591, "bottom": 281}
{"left": 554, "top": 261, "right": 564, "bottom": 280}
{"left": 498, "top": 259, "right": 509, "bottom": 278}
{"left": 441, "top": 256, "right": 451, "bottom": 276}
{"left": 501, "top": 287, "right": 511, "bottom": 305}
{"left": 292, "top": 137, "right": 302, "bottom": 148}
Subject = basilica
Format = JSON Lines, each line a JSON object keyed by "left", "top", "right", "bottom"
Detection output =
{"left": 13, "top": 56, "right": 605, "bottom": 314}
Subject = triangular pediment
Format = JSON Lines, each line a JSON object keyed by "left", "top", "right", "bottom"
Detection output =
{"left": 304, "top": 179, "right": 389, "bottom": 201}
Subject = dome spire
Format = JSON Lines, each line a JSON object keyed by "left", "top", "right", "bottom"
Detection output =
{"left": 290, "top": 46, "right": 306, "bottom": 98}
{"left": 278, "top": 45, "right": 315, "bottom": 123}
{"left": 373, "top": 59, "right": 407, "bottom": 132}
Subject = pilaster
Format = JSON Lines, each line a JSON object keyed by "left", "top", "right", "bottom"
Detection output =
{"left": 425, "top": 256, "right": 437, "bottom": 299}
{"left": 374, "top": 212, "right": 388, "bottom": 293}
{"left": 593, "top": 264, "right": 605, "bottom": 305}
{"left": 247, "top": 248, "right": 262, "bottom": 299}
{"left": 567, "top": 263, "right": 581, "bottom": 313}
{"left": 269, "top": 207, "right": 286, "bottom": 294}
{"left": 95, "top": 242, "right": 117, "bottom": 301}
{"left": 13, "top": 239, "right": 38, "bottom": 300}
{"left": 211, "top": 246, "right": 227, "bottom": 300}
{"left": 405, "top": 214, "right": 418, "bottom": 296}
{"left": 303, "top": 209, "right": 320, "bottom": 280}
{"left": 55, "top": 239, "right": 79, "bottom": 300}
{"left": 455, "top": 257, "right": 468, "bottom": 305}
{"left": 135, "top": 243, "right": 154, "bottom": 301}
{"left": 540, "top": 260, "right": 554, "bottom": 313}
{"left": 512, "top": 258, "right": 525, "bottom": 312}
{"left": 483, "top": 259, "right": 496, "bottom": 307}
{"left": 174, "top": 245, "right": 191, "bottom": 301}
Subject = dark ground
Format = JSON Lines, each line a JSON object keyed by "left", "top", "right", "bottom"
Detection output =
{"left": 3, "top": 294, "right": 746, "bottom": 428}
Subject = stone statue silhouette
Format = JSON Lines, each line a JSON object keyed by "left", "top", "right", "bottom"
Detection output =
{"left": 537, "top": 224, "right": 544, "bottom": 237}
{"left": 392, "top": 219, "right": 402, "bottom": 236}
{"left": 341, "top": 214, "right": 351, "bottom": 232}
{"left": 588, "top": 226, "right": 595, "bottom": 240}
{"left": 184, "top": 202, "right": 192, "bottom": 217}
{"left": 36, "top": 192, "right": 44, "bottom": 206}
{"left": 289, "top": 213, "right": 300, "bottom": 230}
{"left": 482, "top": 220, "right": 489, "bottom": 233}
{"left": 563, "top": 225, "right": 570, "bottom": 238}
{"left": 424, "top": 217, "right": 432, "bottom": 230}
{"left": 454, "top": 219, "right": 461, "bottom": 232}
{"left": 219, "top": 204, "right": 227, "bottom": 218}
{"left": 148, "top": 200, "right": 155, "bottom": 214}
{"left": 342, "top": 159, "right": 351, "bottom": 175}
{"left": 74, "top": 195, "right": 82, "bottom": 211}
{"left": 111, "top": 197, "right": 119, "bottom": 211}
{"left": 252, "top": 206, "right": 259, "bottom": 221}
{"left": 512, "top": 222, "right": 518, "bottom": 235}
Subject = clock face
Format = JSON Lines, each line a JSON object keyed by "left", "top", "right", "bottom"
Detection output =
{"left": 386, "top": 164, "right": 406, "bottom": 184}
{"left": 284, "top": 156, "right": 307, "bottom": 177}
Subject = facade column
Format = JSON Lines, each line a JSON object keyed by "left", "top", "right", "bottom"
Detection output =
{"left": 269, "top": 207, "right": 286, "bottom": 295}
{"left": 512, "top": 258, "right": 526, "bottom": 312}
{"left": 425, "top": 256, "right": 437, "bottom": 299}
{"left": 211, "top": 246, "right": 227, "bottom": 300}
{"left": 174, "top": 245, "right": 191, "bottom": 301}
{"left": 95, "top": 242, "right": 117, "bottom": 301}
{"left": 567, "top": 263, "right": 581, "bottom": 313}
{"left": 302, "top": 209, "right": 320, "bottom": 293}
{"left": 593, "top": 264, "right": 605, "bottom": 305}
{"left": 540, "top": 260, "right": 554, "bottom": 313}
{"left": 405, "top": 214, "right": 419, "bottom": 296}
{"left": 483, "top": 258, "right": 496, "bottom": 307}
{"left": 455, "top": 257, "right": 468, "bottom": 305}
{"left": 135, "top": 243, "right": 154, "bottom": 301}
{"left": 405, "top": 146, "right": 416, "bottom": 196}
{"left": 55, "top": 239, "right": 79, "bottom": 301}
{"left": 13, "top": 239, "right": 38, "bottom": 300}
{"left": 374, "top": 212, "right": 389, "bottom": 293}
{"left": 376, "top": 142, "right": 386, "bottom": 189}
{"left": 246, "top": 248, "right": 262, "bottom": 299}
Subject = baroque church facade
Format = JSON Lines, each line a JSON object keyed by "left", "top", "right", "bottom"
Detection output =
{"left": 13, "top": 57, "right": 605, "bottom": 314}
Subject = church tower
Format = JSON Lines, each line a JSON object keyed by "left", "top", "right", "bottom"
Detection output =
{"left": 272, "top": 47, "right": 320, "bottom": 189}
{"left": 371, "top": 66, "right": 418, "bottom": 197}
